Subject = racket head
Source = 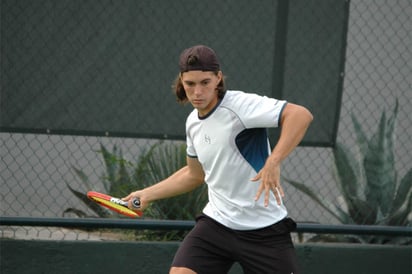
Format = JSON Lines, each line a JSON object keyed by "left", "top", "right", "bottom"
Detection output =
{"left": 87, "top": 191, "right": 142, "bottom": 218}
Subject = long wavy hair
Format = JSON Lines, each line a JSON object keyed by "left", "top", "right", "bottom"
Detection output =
{"left": 172, "top": 71, "right": 226, "bottom": 104}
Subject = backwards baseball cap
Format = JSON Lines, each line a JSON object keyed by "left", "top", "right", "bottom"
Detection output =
{"left": 179, "top": 45, "right": 220, "bottom": 72}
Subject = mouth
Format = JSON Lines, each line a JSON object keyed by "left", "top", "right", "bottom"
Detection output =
{"left": 192, "top": 99, "right": 203, "bottom": 104}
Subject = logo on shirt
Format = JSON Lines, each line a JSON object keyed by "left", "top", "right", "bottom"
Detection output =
{"left": 204, "top": 134, "right": 211, "bottom": 144}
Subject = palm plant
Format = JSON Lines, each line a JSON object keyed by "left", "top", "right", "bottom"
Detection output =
{"left": 285, "top": 100, "right": 412, "bottom": 244}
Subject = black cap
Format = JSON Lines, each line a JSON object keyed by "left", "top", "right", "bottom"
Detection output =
{"left": 179, "top": 45, "right": 220, "bottom": 72}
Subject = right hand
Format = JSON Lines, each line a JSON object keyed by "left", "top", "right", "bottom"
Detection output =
{"left": 122, "top": 190, "right": 149, "bottom": 212}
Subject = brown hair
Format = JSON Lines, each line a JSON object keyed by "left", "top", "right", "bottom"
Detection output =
{"left": 172, "top": 71, "right": 226, "bottom": 104}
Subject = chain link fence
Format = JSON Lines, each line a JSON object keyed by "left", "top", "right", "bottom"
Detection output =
{"left": 1, "top": 0, "right": 411, "bottom": 242}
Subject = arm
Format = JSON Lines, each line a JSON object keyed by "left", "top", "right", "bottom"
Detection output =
{"left": 252, "top": 103, "right": 313, "bottom": 206}
{"left": 123, "top": 156, "right": 205, "bottom": 210}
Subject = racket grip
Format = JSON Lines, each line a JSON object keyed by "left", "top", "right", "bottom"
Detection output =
{"left": 132, "top": 198, "right": 141, "bottom": 209}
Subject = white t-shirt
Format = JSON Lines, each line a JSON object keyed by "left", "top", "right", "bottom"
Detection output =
{"left": 186, "top": 90, "right": 288, "bottom": 230}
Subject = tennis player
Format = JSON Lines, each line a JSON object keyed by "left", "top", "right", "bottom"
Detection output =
{"left": 124, "top": 45, "right": 313, "bottom": 274}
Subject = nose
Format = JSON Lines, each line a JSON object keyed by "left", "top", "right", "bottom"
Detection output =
{"left": 193, "top": 85, "right": 202, "bottom": 95}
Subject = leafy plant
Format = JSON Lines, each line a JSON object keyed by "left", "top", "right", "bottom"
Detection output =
{"left": 136, "top": 142, "right": 208, "bottom": 221}
{"left": 65, "top": 141, "right": 208, "bottom": 240}
{"left": 64, "top": 144, "right": 138, "bottom": 218}
{"left": 285, "top": 100, "right": 412, "bottom": 244}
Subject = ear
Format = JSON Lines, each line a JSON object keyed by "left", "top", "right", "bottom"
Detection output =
{"left": 217, "top": 71, "right": 223, "bottom": 82}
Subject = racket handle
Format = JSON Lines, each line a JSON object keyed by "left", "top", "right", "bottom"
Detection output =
{"left": 132, "top": 198, "right": 141, "bottom": 209}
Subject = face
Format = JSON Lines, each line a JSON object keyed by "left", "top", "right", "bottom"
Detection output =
{"left": 181, "top": 70, "right": 222, "bottom": 117}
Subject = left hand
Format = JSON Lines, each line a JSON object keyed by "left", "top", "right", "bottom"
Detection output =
{"left": 251, "top": 159, "right": 284, "bottom": 206}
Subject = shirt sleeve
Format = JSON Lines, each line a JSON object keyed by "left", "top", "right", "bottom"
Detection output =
{"left": 229, "top": 91, "right": 287, "bottom": 128}
{"left": 185, "top": 113, "right": 197, "bottom": 158}
{"left": 186, "top": 135, "right": 197, "bottom": 157}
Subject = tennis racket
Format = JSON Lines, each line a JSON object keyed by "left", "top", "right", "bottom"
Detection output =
{"left": 87, "top": 191, "right": 143, "bottom": 218}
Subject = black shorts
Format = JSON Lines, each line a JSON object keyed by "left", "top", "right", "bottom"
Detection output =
{"left": 171, "top": 214, "right": 300, "bottom": 274}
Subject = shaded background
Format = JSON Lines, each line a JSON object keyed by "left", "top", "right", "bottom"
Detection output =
{"left": 1, "top": 0, "right": 411, "bottom": 239}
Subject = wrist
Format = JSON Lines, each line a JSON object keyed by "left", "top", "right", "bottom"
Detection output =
{"left": 267, "top": 153, "right": 282, "bottom": 166}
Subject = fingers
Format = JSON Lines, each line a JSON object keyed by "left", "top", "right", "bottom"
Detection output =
{"left": 277, "top": 184, "right": 285, "bottom": 198}
{"left": 250, "top": 172, "right": 261, "bottom": 182}
{"left": 121, "top": 195, "right": 130, "bottom": 201}
{"left": 273, "top": 186, "right": 282, "bottom": 206}
{"left": 254, "top": 181, "right": 284, "bottom": 207}
{"left": 121, "top": 192, "right": 135, "bottom": 201}
{"left": 122, "top": 192, "right": 144, "bottom": 211}
{"left": 254, "top": 182, "right": 264, "bottom": 203}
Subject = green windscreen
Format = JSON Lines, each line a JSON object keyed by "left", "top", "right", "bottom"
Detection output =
{"left": 1, "top": 0, "right": 348, "bottom": 146}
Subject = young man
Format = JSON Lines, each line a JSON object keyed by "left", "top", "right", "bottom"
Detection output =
{"left": 123, "top": 45, "right": 313, "bottom": 274}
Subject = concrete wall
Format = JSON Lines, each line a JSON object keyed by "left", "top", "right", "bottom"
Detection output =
{"left": 1, "top": 239, "right": 411, "bottom": 274}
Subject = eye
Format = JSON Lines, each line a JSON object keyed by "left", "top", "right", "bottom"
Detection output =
{"left": 201, "top": 80, "right": 210, "bottom": 86}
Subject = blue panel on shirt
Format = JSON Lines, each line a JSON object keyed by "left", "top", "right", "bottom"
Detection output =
{"left": 235, "top": 128, "right": 269, "bottom": 172}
